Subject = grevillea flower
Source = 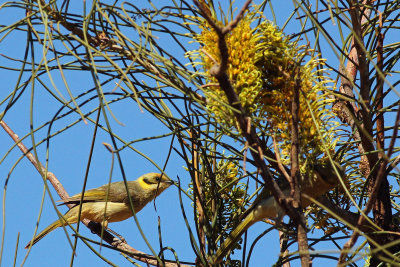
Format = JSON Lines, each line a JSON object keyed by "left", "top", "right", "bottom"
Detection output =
{"left": 187, "top": 4, "right": 339, "bottom": 170}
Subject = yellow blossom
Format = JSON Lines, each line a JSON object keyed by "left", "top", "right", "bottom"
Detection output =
{"left": 187, "top": 4, "right": 340, "bottom": 169}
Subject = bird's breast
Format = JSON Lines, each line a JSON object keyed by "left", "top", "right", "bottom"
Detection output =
{"left": 80, "top": 202, "right": 133, "bottom": 223}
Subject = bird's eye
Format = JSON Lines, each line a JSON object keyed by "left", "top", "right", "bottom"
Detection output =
{"left": 156, "top": 176, "right": 161, "bottom": 181}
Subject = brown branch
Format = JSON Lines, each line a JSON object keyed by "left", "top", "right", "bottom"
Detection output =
{"left": 192, "top": 5, "right": 312, "bottom": 266}
{"left": 289, "top": 76, "right": 301, "bottom": 206}
{"left": 348, "top": 1, "right": 378, "bottom": 176}
{"left": 348, "top": 2, "right": 371, "bottom": 117}
{"left": 370, "top": 103, "right": 400, "bottom": 214}
{"left": 210, "top": 45, "right": 292, "bottom": 217}
{"left": 194, "top": 0, "right": 252, "bottom": 76}
{"left": 0, "top": 120, "right": 190, "bottom": 267}
{"left": 333, "top": 1, "right": 375, "bottom": 179}
{"left": 338, "top": 77, "right": 400, "bottom": 265}
{"left": 386, "top": 154, "right": 400, "bottom": 175}
{"left": 367, "top": 14, "right": 398, "bottom": 266}
{"left": 335, "top": 1, "right": 393, "bottom": 264}
{"left": 279, "top": 228, "right": 291, "bottom": 267}
{"left": 318, "top": 196, "right": 373, "bottom": 233}
{"left": 290, "top": 76, "right": 310, "bottom": 266}
{"left": 36, "top": 0, "right": 100, "bottom": 47}
{"left": 192, "top": 0, "right": 289, "bottom": 210}
{"left": 196, "top": 0, "right": 287, "bottom": 177}
{"left": 221, "top": 0, "right": 253, "bottom": 34}
{"left": 0, "top": 120, "right": 70, "bottom": 201}
{"left": 375, "top": 12, "right": 385, "bottom": 158}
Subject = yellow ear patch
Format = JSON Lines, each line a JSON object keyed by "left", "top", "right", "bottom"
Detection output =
{"left": 137, "top": 177, "right": 154, "bottom": 190}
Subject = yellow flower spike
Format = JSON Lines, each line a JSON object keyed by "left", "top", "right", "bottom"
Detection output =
{"left": 187, "top": 3, "right": 339, "bottom": 168}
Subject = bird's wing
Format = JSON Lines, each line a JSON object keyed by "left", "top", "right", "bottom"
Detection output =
{"left": 239, "top": 177, "right": 288, "bottom": 220}
{"left": 57, "top": 181, "right": 132, "bottom": 205}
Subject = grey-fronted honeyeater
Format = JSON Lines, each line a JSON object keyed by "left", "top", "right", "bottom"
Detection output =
{"left": 25, "top": 173, "right": 172, "bottom": 248}
{"left": 212, "top": 162, "right": 344, "bottom": 264}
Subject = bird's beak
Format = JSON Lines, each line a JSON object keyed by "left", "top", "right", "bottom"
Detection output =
{"left": 164, "top": 179, "right": 174, "bottom": 185}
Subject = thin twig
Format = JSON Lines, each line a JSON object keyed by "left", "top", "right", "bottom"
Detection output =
{"left": 272, "top": 136, "right": 290, "bottom": 182}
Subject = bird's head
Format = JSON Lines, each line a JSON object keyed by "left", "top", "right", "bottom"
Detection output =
{"left": 138, "top": 173, "right": 173, "bottom": 194}
{"left": 313, "top": 161, "right": 345, "bottom": 185}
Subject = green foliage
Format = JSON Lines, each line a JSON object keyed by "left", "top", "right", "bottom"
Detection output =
{"left": 1, "top": 0, "right": 400, "bottom": 266}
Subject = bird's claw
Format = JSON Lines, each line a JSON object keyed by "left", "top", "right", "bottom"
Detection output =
{"left": 111, "top": 236, "right": 126, "bottom": 246}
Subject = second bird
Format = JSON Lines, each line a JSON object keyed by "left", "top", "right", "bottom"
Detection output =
{"left": 25, "top": 173, "right": 172, "bottom": 248}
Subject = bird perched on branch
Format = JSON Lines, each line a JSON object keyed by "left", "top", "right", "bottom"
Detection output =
{"left": 212, "top": 162, "right": 344, "bottom": 264}
{"left": 25, "top": 173, "right": 173, "bottom": 248}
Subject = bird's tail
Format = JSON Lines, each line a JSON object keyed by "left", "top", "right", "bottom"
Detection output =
{"left": 212, "top": 213, "right": 256, "bottom": 264}
{"left": 25, "top": 219, "right": 62, "bottom": 249}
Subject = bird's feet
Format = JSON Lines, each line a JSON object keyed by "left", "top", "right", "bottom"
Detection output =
{"left": 107, "top": 227, "right": 126, "bottom": 246}
{"left": 111, "top": 236, "right": 126, "bottom": 246}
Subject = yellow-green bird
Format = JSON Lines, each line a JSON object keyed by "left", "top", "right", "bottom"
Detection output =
{"left": 212, "top": 162, "right": 343, "bottom": 264}
{"left": 25, "top": 173, "right": 172, "bottom": 248}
